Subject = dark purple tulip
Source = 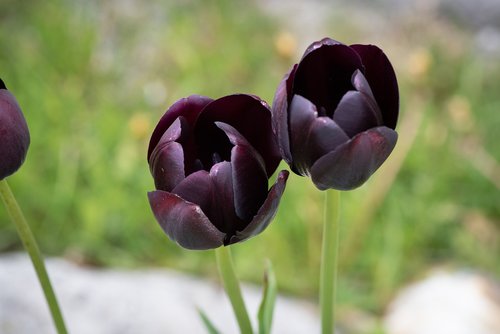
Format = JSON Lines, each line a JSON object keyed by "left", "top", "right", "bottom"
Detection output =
{"left": 0, "top": 79, "right": 30, "bottom": 180}
{"left": 148, "top": 94, "right": 288, "bottom": 250}
{"left": 272, "top": 38, "right": 399, "bottom": 190}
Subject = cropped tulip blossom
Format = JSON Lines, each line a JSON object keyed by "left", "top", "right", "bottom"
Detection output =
{"left": 148, "top": 94, "right": 288, "bottom": 250}
{"left": 0, "top": 79, "right": 30, "bottom": 180}
{"left": 272, "top": 38, "right": 399, "bottom": 190}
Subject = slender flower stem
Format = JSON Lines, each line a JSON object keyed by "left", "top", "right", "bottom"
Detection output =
{"left": 215, "top": 246, "right": 253, "bottom": 334}
{"left": 320, "top": 189, "right": 341, "bottom": 334}
{"left": 0, "top": 179, "right": 68, "bottom": 334}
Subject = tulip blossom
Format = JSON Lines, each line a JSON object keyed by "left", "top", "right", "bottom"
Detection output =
{"left": 148, "top": 94, "right": 288, "bottom": 250}
{"left": 0, "top": 79, "right": 30, "bottom": 180}
{"left": 272, "top": 38, "right": 399, "bottom": 190}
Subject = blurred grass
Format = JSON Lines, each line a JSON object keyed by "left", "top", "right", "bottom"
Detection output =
{"left": 1, "top": 0, "right": 499, "bottom": 317}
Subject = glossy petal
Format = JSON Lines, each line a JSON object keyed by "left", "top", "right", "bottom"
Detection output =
{"left": 171, "top": 170, "right": 213, "bottom": 219}
{"left": 288, "top": 95, "right": 350, "bottom": 174}
{"left": 148, "top": 190, "right": 224, "bottom": 250}
{"left": 209, "top": 161, "right": 246, "bottom": 239}
{"left": 288, "top": 95, "right": 318, "bottom": 175}
{"left": 350, "top": 44, "right": 399, "bottom": 129}
{"left": 271, "top": 65, "right": 297, "bottom": 164}
{"left": 149, "top": 118, "right": 187, "bottom": 191}
{"left": 293, "top": 43, "right": 363, "bottom": 117}
{"left": 216, "top": 122, "right": 268, "bottom": 222}
{"left": 150, "top": 141, "right": 185, "bottom": 192}
{"left": 229, "top": 170, "right": 289, "bottom": 244}
{"left": 306, "top": 116, "right": 349, "bottom": 164}
{"left": 0, "top": 86, "right": 30, "bottom": 180}
{"left": 310, "top": 126, "right": 398, "bottom": 190}
{"left": 351, "top": 69, "right": 383, "bottom": 122}
{"left": 333, "top": 90, "right": 382, "bottom": 138}
{"left": 196, "top": 94, "right": 281, "bottom": 177}
{"left": 148, "top": 95, "right": 213, "bottom": 160}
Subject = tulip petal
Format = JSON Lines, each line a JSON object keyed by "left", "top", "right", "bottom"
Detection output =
{"left": 229, "top": 170, "right": 289, "bottom": 244}
{"left": 293, "top": 43, "right": 363, "bottom": 117}
{"left": 288, "top": 95, "right": 318, "bottom": 175}
{"left": 196, "top": 94, "right": 281, "bottom": 177}
{"left": 350, "top": 44, "right": 399, "bottom": 129}
{"left": 351, "top": 69, "right": 383, "bottom": 121}
{"left": 0, "top": 88, "right": 30, "bottom": 180}
{"left": 215, "top": 122, "right": 269, "bottom": 222}
{"left": 271, "top": 64, "right": 297, "bottom": 164}
{"left": 171, "top": 163, "right": 244, "bottom": 238}
{"left": 301, "top": 37, "right": 343, "bottom": 60}
{"left": 307, "top": 116, "right": 350, "bottom": 164}
{"left": 148, "top": 117, "right": 187, "bottom": 191}
{"left": 333, "top": 90, "right": 382, "bottom": 138}
{"left": 148, "top": 190, "right": 225, "bottom": 250}
{"left": 209, "top": 161, "right": 246, "bottom": 238}
{"left": 171, "top": 170, "right": 213, "bottom": 217}
{"left": 148, "top": 95, "right": 213, "bottom": 160}
{"left": 288, "top": 95, "right": 350, "bottom": 174}
{"left": 150, "top": 141, "right": 185, "bottom": 192}
{"left": 310, "top": 126, "right": 398, "bottom": 190}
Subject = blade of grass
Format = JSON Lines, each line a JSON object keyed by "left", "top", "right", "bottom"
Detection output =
{"left": 198, "top": 308, "right": 222, "bottom": 334}
{"left": 258, "top": 260, "right": 277, "bottom": 334}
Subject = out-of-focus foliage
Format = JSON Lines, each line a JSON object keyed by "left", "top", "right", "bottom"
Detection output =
{"left": 0, "top": 0, "right": 498, "bottom": 314}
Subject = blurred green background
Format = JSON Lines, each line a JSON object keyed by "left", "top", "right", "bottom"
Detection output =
{"left": 1, "top": 0, "right": 498, "bottom": 323}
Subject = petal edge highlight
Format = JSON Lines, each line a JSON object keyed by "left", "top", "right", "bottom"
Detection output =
{"left": 229, "top": 170, "right": 289, "bottom": 244}
{"left": 148, "top": 190, "right": 225, "bottom": 250}
{"left": 310, "top": 127, "right": 397, "bottom": 190}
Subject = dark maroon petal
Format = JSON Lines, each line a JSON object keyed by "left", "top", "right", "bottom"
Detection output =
{"left": 0, "top": 87, "right": 30, "bottom": 180}
{"left": 215, "top": 122, "right": 268, "bottom": 222}
{"left": 351, "top": 69, "right": 383, "bottom": 121}
{"left": 148, "top": 95, "right": 213, "bottom": 160}
{"left": 306, "top": 116, "right": 350, "bottom": 164}
{"left": 288, "top": 95, "right": 350, "bottom": 174}
{"left": 332, "top": 90, "right": 382, "bottom": 138}
{"left": 352, "top": 69, "right": 374, "bottom": 99}
{"left": 310, "top": 126, "right": 398, "bottom": 190}
{"left": 209, "top": 161, "right": 246, "bottom": 238}
{"left": 293, "top": 43, "right": 363, "bottom": 117}
{"left": 288, "top": 95, "right": 319, "bottom": 175}
{"left": 228, "top": 170, "right": 289, "bottom": 244}
{"left": 196, "top": 94, "right": 281, "bottom": 177}
{"left": 350, "top": 44, "right": 399, "bottom": 129}
{"left": 271, "top": 65, "right": 297, "bottom": 163}
{"left": 301, "top": 37, "right": 344, "bottom": 60}
{"left": 171, "top": 170, "right": 213, "bottom": 218}
{"left": 148, "top": 117, "right": 188, "bottom": 191}
{"left": 148, "top": 190, "right": 225, "bottom": 250}
{"left": 149, "top": 141, "right": 185, "bottom": 192}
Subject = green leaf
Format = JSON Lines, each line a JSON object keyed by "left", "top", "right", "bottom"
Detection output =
{"left": 257, "top": 260, "right": 277, "bottom": 334}
{"left": 198, "top": 308, "right": 222, "bottom": 334}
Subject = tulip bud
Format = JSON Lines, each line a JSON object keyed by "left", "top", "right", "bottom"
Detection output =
{"left": 0, "top": 79, "right": 30, "bottom": 180}
{"left": 272, "top": 38, "right": 399, "bottom": 190}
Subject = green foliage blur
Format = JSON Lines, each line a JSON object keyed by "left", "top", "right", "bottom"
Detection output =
{"left": 1, "top": 0, "right": 498, "bottom": 315}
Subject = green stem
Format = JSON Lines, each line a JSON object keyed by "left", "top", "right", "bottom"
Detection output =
{"left": 215, "top": 246, "right": 253, "bottom": 334}
{"left": 319, "top": 189, "right": 341, "bottom": 334}
{"left": 0, "top": 179, "right": 68, "bottom": 334}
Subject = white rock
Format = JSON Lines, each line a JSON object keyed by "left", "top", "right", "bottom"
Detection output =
{"left": 384, "top": 270, "right": 500, "bottom": 334}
